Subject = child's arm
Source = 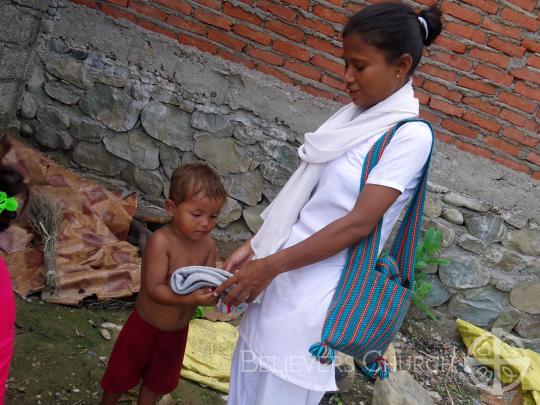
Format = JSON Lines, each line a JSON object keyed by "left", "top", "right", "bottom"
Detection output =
{"left": 142, "top": 232, "right": 217, "bottom": 306}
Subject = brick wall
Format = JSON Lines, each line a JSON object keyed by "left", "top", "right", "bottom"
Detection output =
{"left": 70, "top": 0, "right": 540, "bottom": 179}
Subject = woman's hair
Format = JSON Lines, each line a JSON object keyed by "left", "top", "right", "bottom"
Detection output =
{"left": 343, "top": 2, "right": 443, "bottom": 75}
{"left": 169, "top": 164, "right": 227, "bottom": 205}
{"left": 0, "top": 165, "right": 26, "bottom": 231}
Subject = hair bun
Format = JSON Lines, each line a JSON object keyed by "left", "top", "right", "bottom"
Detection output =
{"left": 419, "top": 5, "right": 443, "bottom": 46}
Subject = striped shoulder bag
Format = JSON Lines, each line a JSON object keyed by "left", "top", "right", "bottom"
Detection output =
{"left": 309, "top": 118, "right": 434, "bottom": 379}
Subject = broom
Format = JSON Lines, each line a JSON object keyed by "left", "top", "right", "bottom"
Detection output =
{"left": 25, "top": 195, "right": 63, "bottom": 294}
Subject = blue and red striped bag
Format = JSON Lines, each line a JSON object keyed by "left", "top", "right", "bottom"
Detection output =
{"left": 309, "top": 118, "right": 434, "bottom": 379}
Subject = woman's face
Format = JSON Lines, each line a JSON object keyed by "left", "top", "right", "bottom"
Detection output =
{"left": 342, "top": 34, "right": 408, "bottom": 110}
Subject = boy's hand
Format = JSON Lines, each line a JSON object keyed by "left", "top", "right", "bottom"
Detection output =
{"left": 188, "top": 288, "right": 219, "bottom": 306}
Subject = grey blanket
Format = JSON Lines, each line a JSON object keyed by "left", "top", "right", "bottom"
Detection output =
{"left": 170, "top": 266, "right": 233, "bottom": 295}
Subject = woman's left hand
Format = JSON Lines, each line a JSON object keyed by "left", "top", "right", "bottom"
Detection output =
{"left": 213, "top": 258, "right": 279, "bottom": 306}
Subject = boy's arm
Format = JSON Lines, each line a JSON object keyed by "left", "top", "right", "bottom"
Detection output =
{"left": 143, "top": 232, "right": 214, "bottom": 306}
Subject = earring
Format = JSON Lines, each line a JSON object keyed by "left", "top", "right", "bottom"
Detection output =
{"left": 396, "top": 74, "right": 401, "bottom": 78}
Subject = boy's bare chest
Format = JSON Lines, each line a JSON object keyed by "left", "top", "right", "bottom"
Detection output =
{"left": 167, "top": 245, "right": 209, "bottom": 273}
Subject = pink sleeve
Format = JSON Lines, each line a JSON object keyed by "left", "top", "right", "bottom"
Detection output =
{"left": 0, "top": 257, "right": 15, "bottom": 404}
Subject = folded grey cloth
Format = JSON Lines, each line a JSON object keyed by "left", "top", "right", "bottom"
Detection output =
{"left": 170, "top": 266, "right": 233, "bottom": 295}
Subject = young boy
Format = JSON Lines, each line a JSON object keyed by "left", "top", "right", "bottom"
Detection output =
{"left": 101, "top": 164, "right": 227, "bottom": 405}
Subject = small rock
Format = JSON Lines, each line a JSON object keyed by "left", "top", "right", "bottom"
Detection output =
{"left": 509, "top": 282, "right": 540, "bottom": 314}
{"left": 491, "top": 307, "right": 521, "bottom": 332}
{"left": 44, "top": 81, "right": 80, "bottom": 105}
{"left": 191, "top": 111, "right": 233, "bottom": 137}
{"left": 457, "top": 233, "right": 485, "bottom": 255}
{"left": 439, "top": 254, "right": 490, "bottom": 289}
{"left": 423, "top": 195, "right": 443, "bottom": 218}
{"left": 427, "top": 182, "right": 449, "bottom": 194}
{"left": 441, "top": 208, "right": 463, "bottom": 225}
{"left": 448, "top": 286, "right": 508, "bottom": 326}
{"left": 88, "top": 320, "right": 95, "bottom": 326}
{"left": 443, "top": 192, "right": 490, "bottom": 212}
{"left": 100, "top": 322, "right": 122, "bottom": 331}
{"left": 425, "top": 274, "right": 451, "bottom": 307}
{"left": 99, "top": 328, "right": 111, "bottom": 340}
{"left": 20, "top": 92, "right": 37, "bottom": 119}
{"left": 514, "top": 315, "right": 540, "bottom": 339}
{"left": 372, "top": 371, "right": 435, "bottom": 405}
{"left": 218, "top": 197, "right": 242, "bottom": 228}
{"left": 45, "top": 58, "right": 94, "bottom": 89}
{"left": 502, "top": 229, "right": 540, "bottom": 257}
{"left": 423, "top": 218, "right": 455, "bottom": 247}
{"left": 334, "top": 352, "right": 355, "bottom": 393}
{"left": 243, "top": 204, "right": 266, "bottom": 233}
{"left": 134, "top": 202, "right": 171, "bottom": 225}
{"left": 463, "top": 213, "right": 506, "bottom": 244}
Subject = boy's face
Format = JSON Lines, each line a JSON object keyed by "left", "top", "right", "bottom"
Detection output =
{"left": 165, "top": 193, "right": 224, "bottom": 241}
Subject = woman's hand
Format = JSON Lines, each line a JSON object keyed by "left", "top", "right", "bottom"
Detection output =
{"left": 214, "top": 258, "right": 279, "bottom": 306}
{"left": 222, "top": 239, "right": 254, "bottom": 273}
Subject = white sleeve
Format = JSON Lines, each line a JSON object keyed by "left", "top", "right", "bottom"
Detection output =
{"left": 366, "top": 122, "right": 433, "bottom": 193}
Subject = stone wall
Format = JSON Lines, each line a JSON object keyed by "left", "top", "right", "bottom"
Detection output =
{"left": 1, "top": 0, "right": 539, "bottom": 347}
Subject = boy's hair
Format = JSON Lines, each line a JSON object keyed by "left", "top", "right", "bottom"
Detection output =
{"left": 169, "top": 164, "right": 227, "bottom": 205}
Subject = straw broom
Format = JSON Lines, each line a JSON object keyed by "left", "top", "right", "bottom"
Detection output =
{"left": 25, "top": 195, "right": 63, "bottom": 294}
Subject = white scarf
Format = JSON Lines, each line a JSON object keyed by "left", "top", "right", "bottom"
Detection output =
{"left": 251, "top": 80, "right": 419, "bottom": 259}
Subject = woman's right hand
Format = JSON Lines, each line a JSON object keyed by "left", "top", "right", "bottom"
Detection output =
{"left": 223, "top": 239, "right": 254, "bottom": 273}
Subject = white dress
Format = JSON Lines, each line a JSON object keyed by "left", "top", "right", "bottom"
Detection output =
{"left": 228, "top": 121, "right": 433, "bottom": 404}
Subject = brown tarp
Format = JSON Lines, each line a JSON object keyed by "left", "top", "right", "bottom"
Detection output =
{"left": 0, "top": 135, "right": 141, "bottom": 305}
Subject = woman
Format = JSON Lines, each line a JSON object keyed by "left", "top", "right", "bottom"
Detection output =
{"left": 215, "top": 3, "right": 443, "bottom": 404}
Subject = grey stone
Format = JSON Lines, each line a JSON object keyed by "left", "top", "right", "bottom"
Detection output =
{"left": 514, "top": 315, "right": 540, "bottom": 339}
{"left": 502, "top": 229, "right": 540, "bottom": 257}
{"left": 502, "top": 211, "right": 529, "bottom": 229}
{"left": 439, "top": 254, "right": 490, "bottom": 289}
{"left": 211, "top": 221, "right": 252, "bottom": 257}
{"left": 0, "top": 46, "right": 28, "bottom": 81}
{"left": 223, "top": 171, "right": 263, "bottom": 206}
{"left": 497, "top": 249, "right": 528, "bottom": 272}
{"left": 45, "top": 58, "right": 94, "bottom": 89}
{"left": 49, "top": 38, "right": 69, "bottom": 53}
{"left": 491, "top": 307, "right": 521, "bottom": 332}
{"left": 427, "top": 182, "right": 449, "bottom": 194}
{"left": 443, "top": 192, "right": 490, "bottom": 212}
{"left": 182, "top": 152, "right": 201, "bottom": 165}
{"left": 448, "top": 286, "right": 508, "bottom": 326}
{"left": 103, "top": 130, "right": 159, "bottom": 170}
{"left": 260, "top": 139, "right": 299, "bottom": 172}
{"left": 43, "top": 81, "right": 80, "bottom": 105}
{"left": 12, "top": 0, "right": 50, "bottom": 12}
{"left": 151, "top": 87, "right": 181, "bottom": 106}
{"left": 20, "top": 122, "right": 34, "bottom": 137}
{"left": 441, "top": 208, "right": 464, "bottom": 225}
{"left": 218, "top": 197, "right": 242, "bottom": 228}
{"left": 463, "top": 213, "right": 506, "bottom": 244}
{"left": 263, "top": 181, "right": 280, "bottom": 202}
{"left": 72, "top": 142, "right": 126, "bottom": 176}
{"left": 70, "top": 120, "right": 105, "bottom": 143}
{"left": 47, "top": 6, "right": 57, "bottom": 16}
{"left": 243, "top": 204, "right": 266, "bottom": 233}
{"left": 141, "top": 101, "right": 194, "bottom": 151}
{"left": 26, "top": 67, "right": 45, "bottom": 92}
{"left": 373, "top": 371, "right": 435, "bottom": 405}
{"left": 123, "top": 166, "right": 164, "bottom": 197}
{"left": 493, "top": 277, "right": 518, "bottom": 292}
{"left": 37, "top": 105, "right": 70, "bottom": 129}
{"left": 70, "top": 49, "right": 88, "bottom": 61}
{"left": 334, "top": 352, "right": 356, "bottom": 393}
{"left": 0, "top": 82, "right": 19, "bottom": 125}
{"left": 84, "top": 53, "right": 128, "bottom": 88}
{"left": 40, "top": 18, "right": 54, "bottom": 34}
{"left": 510, "top": 282, "right": 540, "bottom": 314}
{"left": 159, "top": 145, "right": 183, "bottom": 178}
{"left": 423, "top": 195, "right": 443, "bottom": 218}
{"left": 259, "top": 160, "right": 291, "bottom": 188}
{"left": 457, "top": 234, "right": 485, "bottom": 255}
{"left": 191, "top": 111, "right": 233, "bottom": 137}
{"left": 80, "top": 84, "right": 139, "bottom": 132}
{"left": 423, "top": 218, "right": 456, "bottom": 248}
{"left": 34, "top": 124, "right": 72, "bottom": 150}
{"left": 0, "top": 5, "right": 40, "bottom": 45}
{"left": 233, "top": 125, "right": 265, "bottom": 145}
{"left": 194, "top": 134, "right": 250, "bottom": 174}
{"left": 20, "top": 92, "right": 37, "bottom": 119}
{"left": 425, "top": 274, "right": 451, "bottom": 307}
{"left": 131, "top": 82, "right": 150, "bottom": 110}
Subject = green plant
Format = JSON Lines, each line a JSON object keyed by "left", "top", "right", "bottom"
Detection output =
{"left": 412, "top": 228, "right": 449, "bottom": 320}
{"left": 192, "top": 306, "right": 205, "bottom": 319}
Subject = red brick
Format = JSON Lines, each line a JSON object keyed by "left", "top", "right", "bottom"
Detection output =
{"left": 72, "top": 0, "right": 97, "bottom": 7}
{"left": 167, "top": 15, "right": 206, "bottom": 35}
{"left": 500, "top": 109, "right": 537, "bottom": 132}
{"left": 511, "top": 68, "right": 540, "bottom": 85}
{"left": 311, "top": 55, "right": 343, "bottom": 76}
{"left": 207, "top": 29, "right": 246, "bottom": 51}
{"left": 461, "top": 0, "right": 499, "bottom": 14}
{"left": 500, "top": 7, "right": 539, "bottom": 32}
{"left": 499, "top": 92, "right": 536, "bottom": 114}
{"left": 481, "top": 18, "right": 521, "bottom": 39}
{"left": 194, "top": 0, "right": 221, "bottom": 10}
{"left": 265, "top": 20, "right": 303, "bottom": 41}
{"left": 128, "top": 1, "right": 167, "bottom": 20}
{"left": 321, "top": 74, "right": 346, "bottom": 91}
{"left": 284, "top": 61, "right": 321, "bottom": 80}
{"left": 216, "top": 49, "right": 256, "bottom": 69}
{"left": 442, "top": 119, "right": 478, "bottom": 139}
{"left": 468, "top": 48, "right": 510, "bottom": 69}
{"left": 474, "top": 64, "right": 513, "bottom": 86}
{"left": 256, "top": 64, "right": 294, "bottom": 84}
{"left": 336, "top": 94, "right": 350, "bottom": 104}
{"left": 429, "top": 98, "right": 464, "bottom": 117}
{"left": 441, "top": 2, "right": 481, "bottom": 24}
{"left": 494, "top": 156, "right": 530, "bottom": 173}
{"left": 423, "top": 80, "right": 462, "bottom": 102}
{"left": 487, "top": 37, "right": 526, "bottom": 57}
{"left": 298, "top": 15, "right": 335, "bottom": 37}
{"left": 418, "top": 64, "right": 456, "bottom": 82}
{"left": 511, "top": 0, "right": 536, "bottom": 11}
{"left": 305, "top": 35, "right": 342, "bottom": 57}
{"left": 455, "top": 140, "right": 493, "bottom": 158}
{"left": 527, "top": 55, "right": 540, "bottom": 69}
{"left": 419, "top": 109, "right": 441, "bottom": 124}
{"left": 522, "top": 39, "right": 540, "bottom": 53}
{"left": 446, "top": 22, "right": 486, "bottom": 44}
{"left": 415, "top": 90, "right": 430, "bottom": 105}
{"left": 154, "top": 0, "right": 191, "bottom": 14}
{"left": 272, "top": 39, "right": 309, "bottom": 62}
{"left": 434, "top": 35, "right": 467, "bottom": 54}
{"left": 515, "top": 82, "right": 540, "bottom": 102}
{"left": 282, "top": 0, "right": 309, "bottom": 10}
{"left": 463, "top": 96, "right": 501, "bottom": 115}
{"left": 503, "top": 127, "right": 539, "bottom": 148}
{"left": 178, "top": 34, "right": 218, "bottom": 54}
{"left": 533, "top": 171, "right": 540, "bottom": 180}
{"left": 245, "top": 46, "right": 284, "bottom": 66}
{"left": 259, "top": 0, "right": 297, "bottom": 22}
{"left": 485, "top": 136, "right": 520, "bottom": 156}
{"left": 105, "top": 0, "right": 127, "bottom": 6}
{"left": 526, "top": 152, "right": 540, "bottom": 166}
{"left": 458, "top": 77, "right": 496, "bottom": 95}
{"left": 412, "top": 76, "right": 425, "bottom": 88}
{"left": 223, "top": 3, "right": 261, "bottom": 25}
{"left": 194, "top": 9, "right": 231, "bottom": 30}
{"left": 233, "top": 24, "right": 272, "bottom": 45}
{"left": 100, "top": 3, "right": 137, "bottom": 22}
{"left": 312, "top": 5, "right": 348, "bottom": 24}
{"left": 463, "top": 112, "right": 501, "bottom": 132}
{"left": 432, "top": 52, "right": 474, "bottom": 71}
{"left": 298, "top": 84, "right": 335, "bottom": 100}
{"left": 436, "top": 131, "right": 456, "bottom": 143}
{"left": 138, "top": 19, "right": 176, "bottom": 39}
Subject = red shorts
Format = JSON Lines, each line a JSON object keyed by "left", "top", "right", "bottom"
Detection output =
{"left": 100, "top": 309, "right": 189, "bottom": 395}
